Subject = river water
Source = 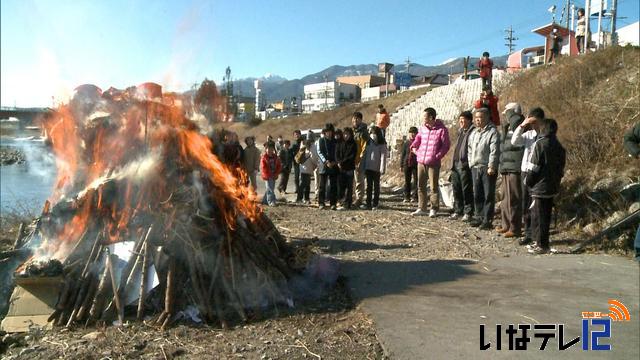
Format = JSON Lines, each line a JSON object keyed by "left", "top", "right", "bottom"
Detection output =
{"left": 0, "top": 139, "right": 56, "bottom": 216}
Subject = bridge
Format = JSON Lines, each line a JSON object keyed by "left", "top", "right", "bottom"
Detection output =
{"left": 0, "top": 106, "right": 53, "bottom": 129}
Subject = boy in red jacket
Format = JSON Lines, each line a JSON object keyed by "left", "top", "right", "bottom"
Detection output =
{"left": 260, "top": 142, "right": 282, "bottom": 206}
{"left": 474, "top": 86, "right": 500, "bottom": 126}
{"left": 477, "top": 51, "right": 493, "bottom": 89}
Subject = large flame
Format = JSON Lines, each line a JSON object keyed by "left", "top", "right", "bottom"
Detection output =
{"left": 37, "top": 83, "right": 259, "bottom": 261}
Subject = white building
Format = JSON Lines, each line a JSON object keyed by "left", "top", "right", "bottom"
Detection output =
{"left": 302, "top": 81, "right": 359, "bottom": 113}
{"left": 617, "top": 21, "right": 639, "bottom": 47}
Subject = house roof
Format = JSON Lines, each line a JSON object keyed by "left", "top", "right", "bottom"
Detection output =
{"left": 532, "top": 23, "right": 573, "bottom": 37}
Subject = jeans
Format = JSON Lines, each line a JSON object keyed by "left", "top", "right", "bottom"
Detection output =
{"left": 365, "top": 170, "right": 381, "bottom": 208}
{"left": 297, "top": 173, "right": 311, "bottom": 201}
{"left": 354, "top": 165, "right": 365, "bottom": 204}
{"left": 500, "top": 173, "right": 523, "bottom": 233}
{"left": 451, "top": 166, "right": 474, "bottom": 216}
{"left": 277, "top": 167, "right": 291, "bottom": 192}
{"left": 522, "top": 172, "right": 533, "bottom": 240}
{"left": 417, "top": 164, "right": 440, "bottom": 211}
{"left": 531, "top": 197, "right": 554, "bottom": 249}
{"left": 293, "top": 164, "right": 300, "bottom": 194}
{"left": 262, "top": 178, "right": 276, "bottom": 206}
{"left": 403, "top": 166, "right": 418, "bottom": 200}
{"left": 318, "top": 172, "right": 338, "bottom": 206}
{"left": 339, "top": 170, "right": 355, "bottom": 207}
{"left": 472, "top": 166, "right": 497, "bottom": 225}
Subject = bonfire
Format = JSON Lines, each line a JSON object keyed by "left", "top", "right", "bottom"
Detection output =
{"left": 10, "top": 82, "right": 298, "bottom": 330}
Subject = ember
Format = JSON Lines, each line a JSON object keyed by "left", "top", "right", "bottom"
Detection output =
{"left": 12, "top": 82, "right": 299, "bottom": 329}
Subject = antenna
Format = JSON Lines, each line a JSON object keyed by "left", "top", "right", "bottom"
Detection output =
{"left": 504, "top": 26, "right": 519, "bottom": 54}
{"left": 405, "top": 57, "right": 411, "bottom": 74}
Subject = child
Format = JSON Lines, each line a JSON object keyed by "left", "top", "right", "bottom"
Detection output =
{"left": 260, "top": 142, "right": 282, "bottom": 206}
{"left": 362, "top": 126, "right": 388, "bottom": 210}
{"left": 295, "top": 140, "right": 316, "bottom": 204}
{"left": 336, "top": 127, "right": 357, "bottom": 210}
{"left": 477, "top": 51, "right": 493, "bottom": 90}
{"left": 400, "top": 127, "right": 418, "bottom": 203}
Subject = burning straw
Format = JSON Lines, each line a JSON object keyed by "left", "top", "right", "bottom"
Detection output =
{"left": 10, "top": 82, "right": 299, "bottom": 329}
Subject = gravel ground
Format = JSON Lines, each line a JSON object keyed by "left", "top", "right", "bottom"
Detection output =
{"left": 0, "top": 184, "right": 629, "bottom": 359}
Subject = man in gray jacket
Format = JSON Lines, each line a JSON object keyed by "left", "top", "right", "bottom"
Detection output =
{"left": 468, "top": 108, "right": 501, "bottom": 229}
{"left": 497, "top": 103, "right": 525, "bottom": 238}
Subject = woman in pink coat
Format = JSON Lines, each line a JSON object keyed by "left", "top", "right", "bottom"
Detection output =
{"left": 410, "top": 107, "right": 450, "bottom": 217}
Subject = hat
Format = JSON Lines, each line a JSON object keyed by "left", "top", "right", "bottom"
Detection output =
{"left": 502, "top": 102, "right": 522, "bottom": 115}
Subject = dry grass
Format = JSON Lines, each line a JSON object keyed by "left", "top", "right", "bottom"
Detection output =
{"left": 500, "top": 46, "right": 640, "bottom": 230}
{"left": 221, "top": 87, "right": 430, "bottom": 142}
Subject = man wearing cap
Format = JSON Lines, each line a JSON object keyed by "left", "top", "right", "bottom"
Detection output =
{"left": 449, "top": 111, "right": 475, "bottom": 221}
{"left": 497, "top": 103, "right": 525, "bottom": 238}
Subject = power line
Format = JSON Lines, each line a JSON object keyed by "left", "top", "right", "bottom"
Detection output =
{"left": 504, "top": 25, "right": 519, "bottom": 54}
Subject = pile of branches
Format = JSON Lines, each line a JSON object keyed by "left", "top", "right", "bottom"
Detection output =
{"left": 9, "top": 83, "right": 301, "bottom": 330}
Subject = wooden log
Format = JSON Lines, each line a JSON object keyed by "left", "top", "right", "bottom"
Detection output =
{"left": 160, "top": 256, "right": 176, "bottom": 331}
{"left": 87, "top": 254, "right": 111, "bottom": 323}
{"left": 107, "top": 254, "right": 124, "bottom": 324}
{"left": 12, "top": 222, "right": 25, "bottom": 250}
{"left": 136, "top": 241, "right": 150, "bottom": 321}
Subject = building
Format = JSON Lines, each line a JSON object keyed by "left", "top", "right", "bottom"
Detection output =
{"left": 336, "top": 75, "right": 386, "bottom": 89}
{"left": 409, "top": 74, "right": 450, "bottom": 89}
{"left": 617, "top": 21, "right": 639, "bottom": 46}
{"left": 301, "top": 81, "right": 359, "bottom": 113}
{"left": 361, "top": 84, "right": 399, "bottom": 102}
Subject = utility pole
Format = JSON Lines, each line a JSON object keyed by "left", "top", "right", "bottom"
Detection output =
{"left": 323, "top": 74, "right": 328, "bottom": 111}
{"left": 610, "top": 0, "right": 618, "bottom": 46}
{"left": 504, "top": 26, "right": 518, "bottom": 54}
{"left": 405, "top": 57, "right": 411, "bottom": 74}
{"left": 565, "top": 0, "right": 571, "bottom": 29}
{"left": 585, "top": 0, "right": 591, "bottom": 52}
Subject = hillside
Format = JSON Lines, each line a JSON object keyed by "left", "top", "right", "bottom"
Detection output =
{"left": 222, "top": 87, "right": 430, "bottom": 141}
{"left": 231, "top": 55, "right": 508, "bottom": 102}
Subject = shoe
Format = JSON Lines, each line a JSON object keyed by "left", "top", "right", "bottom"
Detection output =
{"left": 330, "top": 205, "right": 337, "bottom": 211}
{"left": 411, "top": 209, "right": 427, "bottom": 216}
{"left": 353, "top": 200, "right": 362, "bottom": 208}
{"left": 528, "top": 245, "right": 550, "bottom": 255}
{"left": 519, "top": 237, "right": 533, "bottom": 246}
{"left": 336, "top": 206, "right": 346, "bottom": 211}
{"left": 304, "top": 200, "right": 311, "bottom": 205}
{"left": 318, "top": 203, "right": 326, "bottom": 209}
{"left": 461, "top": 214, "right": 472, "bottom": 222}
{"left": 495, "top": 227, "right": 508, "bottom": 234}
{"left": 479, "top": 223, "right": 493, "bottom": 230}
{"left": 429, "top": 209, "right": 437, "bottom": 218}
{"left": 359, "top": 204, "right": 369, "bottom": 210}
{"left": 402, "top": 198, "right": 410, "bottom": 203}
{"left": 450, "top": 213, "right": 460, "bottom": 219}
{"left": 469, "top": 220, "right": 482, "bottom": 227}
{"left": 503, "top": 231, "right": 520, "bottom": 238}
{"left": 371, "top": 207, "right": 378, "bottom": 211}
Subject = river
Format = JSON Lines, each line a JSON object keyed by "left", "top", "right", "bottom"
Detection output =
{"left": 0, "top": 139, "right": 56, "bottom": 216}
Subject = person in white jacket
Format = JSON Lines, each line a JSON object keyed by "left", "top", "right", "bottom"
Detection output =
{"left": 511, "top": 107, "right": 544, "bottom": 245}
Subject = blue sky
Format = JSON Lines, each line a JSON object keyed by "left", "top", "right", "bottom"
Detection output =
{"left": 1, "top": 0, "right": 638, "bottom": 106}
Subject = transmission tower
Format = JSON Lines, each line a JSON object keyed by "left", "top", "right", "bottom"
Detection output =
{"left": 504, "top": 26, "right": 518, "bottom": 54}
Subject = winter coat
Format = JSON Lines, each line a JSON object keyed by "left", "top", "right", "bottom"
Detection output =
{"left": 623, "top": 122, "right": 640, "bottom": 158}
{"left": 223, "top": 142, "right": 244, "bottom": 167}
{"left": 468, "top": 124, "right": 500, "bottom": 170}
{"left": 576, "top": 16, "right": 586, "bottom": 36}
{"left": 477, "top": 58, "right": 493, "bottom": 79}
{"left": 290, "top": 139, "right": 302, "bottom": 166}
{"left": 376, "top": 111, "right": 390, "bottom": 129}
{"left": 363, "top": 141, "right": 388, "bottom": 174}
{"left": 400, "top": 140, "right": 418, "bottom": 170}
{"left": 317, "top": 136, "right": 338, "bottom": 175}
{"left": 336, "top": 138, "right": 357, "bottom": 172}
{"left": 511, "top": 126, "right": 537, "bottom": 173}
{"left": 353, "top": 123, "right": 369, "bottom": 166}
{"left": 260, "top": 153, "right": 282, "bottom": 180}
{"left": 474, "top": 95, "right": 501, "bottom": 126}
{"left": 410, "top": 119, "right": 450, "bottom": 167}
{"left": 278, "top": 148, "right": 292, "bottom": 172}
{"left": 525, "top": 133, "right": 566, "bottom": 198}
{"left": 450, "top": 125, "right": 475, "bottom": 170}
{"left": 499, "top": 111, "right": 525, "bottom": 174}
{"left": 243, "top": 144, "right": 261, "bottom": 174}
{"left": 295, "top": 148, "right": 316, "bottom": 175}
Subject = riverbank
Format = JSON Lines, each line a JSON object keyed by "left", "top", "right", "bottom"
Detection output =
{"left": 0, "top": 147, "right": 25, "bottom": 166}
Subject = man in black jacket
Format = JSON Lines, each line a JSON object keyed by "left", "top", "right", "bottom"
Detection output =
{"left": 317, "top": 123, "right": 339, "bottom": 210}
{"left": 525, "top": 118, "right": 566, "bottom": 254}
{"left": 277, "top": 140, "right": 292, "bottom": 194}
{"left": 400, "top": 127, "right": 419, "bottom": 203}
{"left": 450, "top": 111, "right": 475, "bottom": 221}
{"left": 336, "top": 127, "right": 358, "bottom": 210}
{"left": 290, "top": 129, "right": 303, "bottom": 195}
{"left": 497, "top": 104, "right": 525, "bottom": 238}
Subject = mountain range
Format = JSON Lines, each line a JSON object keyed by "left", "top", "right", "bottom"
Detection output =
{"left": 230, "top": 55, "right": 508, "bottom": 102}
